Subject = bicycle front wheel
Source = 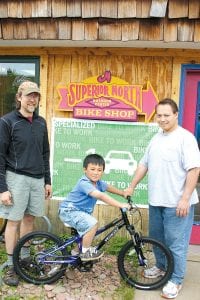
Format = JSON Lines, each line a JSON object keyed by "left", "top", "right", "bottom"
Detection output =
{"left": 117, "top": 237, "right": 174, "bottom": 290}
{"left": 13, "top": 231, "right": 68, "bottom": 285}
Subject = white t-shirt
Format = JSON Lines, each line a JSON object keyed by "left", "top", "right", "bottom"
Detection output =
{"left": 140, "top": 126, "right": 200, "bottom": 207}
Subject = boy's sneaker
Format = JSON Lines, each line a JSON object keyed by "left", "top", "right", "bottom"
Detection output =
{"left": 161, "top": 281, "right": 182, "bottom": 299}
{"left": 3, "top": 266, "right": 19, "bottom": 286}
{"left": 80, "top": 248, "right": 104, "bottom": 261}
{"left": 143, "top": 265, "right": 165, "bottom": 278}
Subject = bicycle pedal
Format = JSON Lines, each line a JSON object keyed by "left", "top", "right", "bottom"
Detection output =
{"left": 77, "top": 261, "right": 93, "bottom": 272}
{"left": 92, "top": 258, "right": 101, "bottom": 264}
{"left": 78, "top": 266, "right": 92, "bottom": 272}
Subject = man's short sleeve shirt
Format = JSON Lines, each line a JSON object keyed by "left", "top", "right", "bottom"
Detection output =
{"left": 140, "top": 126, "right": 200, "bottom": 207}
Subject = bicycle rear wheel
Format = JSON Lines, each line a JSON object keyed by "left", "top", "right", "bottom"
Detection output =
{"left": 117, "top": 237, "right": 174, "bottom": 290}
{"left": 0, "top": 218, "right": 7, "bottom": 235}
{"left": 13, "top": 231, "right": 68, "bottom": 285}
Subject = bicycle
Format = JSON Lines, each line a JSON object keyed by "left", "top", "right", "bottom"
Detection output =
{"left": 13, "top": 196, "right": 174, "bottom": 290}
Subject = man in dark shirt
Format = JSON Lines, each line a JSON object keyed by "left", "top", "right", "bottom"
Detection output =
{"left": 0, "top": 81, "right": 52, "bottom": 286}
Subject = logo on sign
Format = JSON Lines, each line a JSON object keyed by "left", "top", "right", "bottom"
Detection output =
{"left": 57, "top": 71, "right": 158, "bottom": 122}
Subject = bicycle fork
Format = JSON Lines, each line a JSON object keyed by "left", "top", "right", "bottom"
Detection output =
{"left": 133, "top": 235, "right": 148, "bottom": 266}
{"left": 127, "top": 225, "right": 148, "bottom": 267}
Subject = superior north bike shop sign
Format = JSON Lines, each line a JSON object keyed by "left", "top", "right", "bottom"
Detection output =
{"left": 51, "top": 118, "right": 158, "bottom": 206}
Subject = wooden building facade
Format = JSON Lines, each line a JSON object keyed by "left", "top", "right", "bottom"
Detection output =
{"left": 0, "top": 0, "right": 200, "bottom": 236}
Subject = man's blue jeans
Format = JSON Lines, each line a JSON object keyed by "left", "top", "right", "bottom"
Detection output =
{"left": 149, "top": 205, "right": 194, "bottom": 285}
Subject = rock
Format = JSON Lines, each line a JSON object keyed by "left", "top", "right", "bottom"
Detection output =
{"left": 47, "top": 291, "right": 55, "bottom": 298}
{"left": 55, "top": 293, "right": 68, "bottom": 300}
{"left": 65, "top": 269, "right": 76, "bottom": 280}
{"left": 70, "top": 282, "right": 82, "bottom": 288}
{"left": 0, "top": 255, "right": 125, "bottom": 299}
{"left": 44, "top": 284, "right": 55, "bottom": 291}
{"left": 53, "top": 285, "right": 66, "bottom": 293}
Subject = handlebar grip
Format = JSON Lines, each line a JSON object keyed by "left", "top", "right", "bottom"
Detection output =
{"left": 126, "top": 196, "right": 133, "bottom": 209}
{"left": 127, "top": 195, "right": 132, "bottom": 201}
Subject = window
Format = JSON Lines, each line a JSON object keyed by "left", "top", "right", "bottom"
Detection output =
{"left": 0, "top": 57, "right": 40, "bottom": 116}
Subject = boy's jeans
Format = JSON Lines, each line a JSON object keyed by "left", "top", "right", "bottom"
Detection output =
{"left": 149, "top": 204, "right": 194, "bottom": 285}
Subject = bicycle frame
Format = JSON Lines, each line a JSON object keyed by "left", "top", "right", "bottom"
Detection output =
{"left": 96, "top": 208, "right": 135, "bottom": 250}
{"left": 13, "top": 197, "right": 174, "bottom": 290}
{"left": 37, "top": 208, "right": 136, "bottom": 266}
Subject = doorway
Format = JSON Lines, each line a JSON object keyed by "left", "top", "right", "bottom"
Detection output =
{"left": 179, "top": 64, "right": 200, "bottom": 141}
{"left": 179, "top": 64, "right": 200, "bottom": 243}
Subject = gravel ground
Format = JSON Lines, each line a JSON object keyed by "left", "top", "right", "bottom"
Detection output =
{"left": 0, "top": 255, "right": 134, "bottom": 300}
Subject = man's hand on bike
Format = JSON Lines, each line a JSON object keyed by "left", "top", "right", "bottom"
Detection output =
{"left": 0, "top": 191, "right": 13, "bottom": 206}
{"left": 121, "top": 203, "right": 132, "bottom": 210}
{"left": 123, "top": 187, "right": 134, "bottom": 199}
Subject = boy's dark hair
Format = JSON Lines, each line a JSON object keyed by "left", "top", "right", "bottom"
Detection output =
{"left": 83, "top": 154, "right": 105, "bottom": 170}
{"left": 156, "top": 98, "right": 179, "bottom": 114}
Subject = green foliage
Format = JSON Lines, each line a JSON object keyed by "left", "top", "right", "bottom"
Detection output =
{"left": 3, "top": 297, "right": 21, "bottom": 300}
{"left": 113, "top": 282, "right": 135, "bottom": 300}
{"left": 0, "top": 242, "right": 6, "bottom": 264}
{"left": 59, "top": 232, "right": 71, "bottom": 240}
{"left": 103, "top": 235, "right": 129, "bottom": 255}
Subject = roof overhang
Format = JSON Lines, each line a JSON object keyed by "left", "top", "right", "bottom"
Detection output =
{"left": 0, "top": 40, "right": 200, "bottom": 49}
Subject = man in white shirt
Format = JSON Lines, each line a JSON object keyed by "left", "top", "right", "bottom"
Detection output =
{"left": 126, "top": 98, "right": 200, "bottom": 299}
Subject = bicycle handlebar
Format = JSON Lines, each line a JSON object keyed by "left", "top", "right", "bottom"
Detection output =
{"left": 127, "top": 195, "right": 133, "bottom": 207}
{"left": 120, "top": 196, "right": 134, "bottom": 212}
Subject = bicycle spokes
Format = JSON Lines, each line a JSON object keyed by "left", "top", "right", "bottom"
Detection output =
{"left": 117, "top": 238, "right": 174, "bottom": 290}
{"left": 13, "top": 232, "right": 69, "bottom": 284}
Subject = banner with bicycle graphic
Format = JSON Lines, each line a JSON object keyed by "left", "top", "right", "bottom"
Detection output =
{"left": 50, "top": 118, "right": 158, "bottom": 206}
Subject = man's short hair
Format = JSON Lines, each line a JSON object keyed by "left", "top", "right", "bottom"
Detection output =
{"left": 156, "top": 98, "right": 179, "bottom": 114}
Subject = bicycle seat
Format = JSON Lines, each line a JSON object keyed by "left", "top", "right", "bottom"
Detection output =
{"left": 64, "top": 223, "right": 78, "bottom": 235}
{"left": 64, "top": 223, "right": 71, "bottom": 227}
